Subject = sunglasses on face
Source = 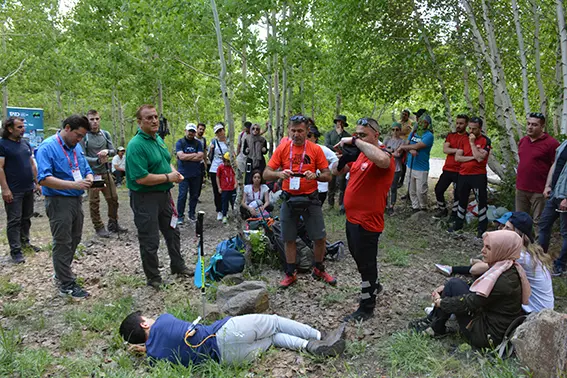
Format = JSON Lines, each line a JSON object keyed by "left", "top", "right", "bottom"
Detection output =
{"left": 356, "top": 118, "right": 377, "bottom": 131}
{"left": 290, "top": 115, "right": 307, "bottom": 122}
{"left": 252, "top": 127, "right": 260, "bottom": 131}
{"left": 392, "top": 128, "right": 400, "bottom": 131}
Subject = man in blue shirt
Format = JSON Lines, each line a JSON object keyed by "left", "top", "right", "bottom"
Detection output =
{"left": 175, "top": 123, "right": 204, "bottom": 224}
{"left": 0, "top": 117, "right": 40, "bottom": 263}
{"left": 119, "top": 311, "right": 345, "bottom": 366}
{"left": 36, "top": 115, "right": 94, "bottom": 300}
{"left": 397, "top": 114, "right": 434, "bottom": 212}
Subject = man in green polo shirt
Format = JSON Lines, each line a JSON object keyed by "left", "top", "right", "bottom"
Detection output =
{"left": 126, "top": 104, "right": 192, "bottom": 289}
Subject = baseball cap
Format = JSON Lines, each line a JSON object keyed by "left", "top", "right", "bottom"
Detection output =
{"left": 391, "top": 122, "right": 401, "bottom": 129}
{"left": 494, "top": 211, "right": 513, "bottom": 225}
{"left": 117, "top": 146, "right": 125, "bottom": 151}
{"left": 185, "top": 123, "right": 197, "bottom": 132}
{"left": 509, "top": 211, "right": 534, "bottom": 243}
{"left": 214, "top": 123, "right": 225, "bottom": 133}
{"left": 223, "top": 152, "right": 230, "bottom": 160}
{"left": 414, "top": 108, "right": 427, "bottom": 118}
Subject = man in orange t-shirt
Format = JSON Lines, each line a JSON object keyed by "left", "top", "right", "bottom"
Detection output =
{"left": 264, "top": 115, "right": 333, "bottom": 288}
{"left": 332, "top": 117, "right": 395, "bottom": 322}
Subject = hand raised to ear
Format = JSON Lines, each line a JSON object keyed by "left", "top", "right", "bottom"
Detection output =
{"left": 127, "top": 344, "right": 147, "bottom": 355}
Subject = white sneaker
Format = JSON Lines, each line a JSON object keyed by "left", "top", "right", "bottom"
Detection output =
{"left": 434, "top": 264, "right": 452, "bottom": 276}
{"left": 217, "top": 212, "right": 223, "bottom": 221}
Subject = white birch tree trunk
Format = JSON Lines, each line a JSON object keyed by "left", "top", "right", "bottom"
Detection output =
{"left": 266, "top": 13, "right": 274, "bottom": 154}
{"left": 532, "top": 0, "right": 547, "bottom": 116}
{"left": 557, "top": 0, "right": 567, "bottom": 134}
{"left": 512, "top": 0, "right": 530, "bottom": 117}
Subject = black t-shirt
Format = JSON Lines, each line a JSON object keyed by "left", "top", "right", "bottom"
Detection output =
{"left": 0, "top": 138, "right": 34, "bottom": 192}
{"left": 552, "top": 146, "right": 567, "bottom": 189}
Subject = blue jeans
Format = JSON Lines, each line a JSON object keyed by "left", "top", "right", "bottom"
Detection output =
{"left": 221, "top": 190, "right": 236, "bottom": 216}
{"left": 177, "top": 176, "right": 202, "bottom": 220}
{"left": 538, "top": 197, "right": 567, "bottom": 272}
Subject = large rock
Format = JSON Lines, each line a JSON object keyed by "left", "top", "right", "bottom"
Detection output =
{"left": 511, "top": 309, "right": 567, "bottom": 377}
{"left": 216, "top": 281, "right": 269, "bottom": 316}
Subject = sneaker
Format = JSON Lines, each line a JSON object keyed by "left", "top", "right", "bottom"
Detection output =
{"left": 279, "top": 273, "right": 297, "bottom": 288}
{"left": 343, "top": 307, "right": 374, "bottom": 322}
{"left": 52, "top": 274, "right": 61, "bottom": 287}
{"left": 23, "top": 244, "right": 41, "bottom": 253}
{"left": 108, "top": 221, "right": 128, "bottom": 233}
{"left": 217, "top": 212, "right": 223, "bottom": 221}
{"left": 312, "top": 267, "right": 337, "bottom": 286}
{"left": 172, "top": 267, "right": 195, "bottom": 277}
{"left": 95, "top": 227, "right": 111, "bottom": 238}
{"left": 432, "top": 209, "right": 448, "bottom": 219}
{"left": 408, "top": 316, "right": 432, "bottom": 333}
{"left": 551, "top": 267, "right": 564, "bottom": 277}
{"left": 59, "top": 283, "right": 89, "bottom": 300}
{"left": 424, "top": 305, "right": 434, "bottom": 315}
{"left": 11, "top": 252, "right": 25, "bottom": 264}
{"left": 434, "top": 264, "right": 452, "bottom": 277}
{"left": 147, "top": 278, "right": 172, "bottom": 290}
{"left": 306, "top": 334, "right": 345, "bottom": 357}
{"left": 222, "top": 216, "right": 228, "bottom": 224}
{"left": 177, "top": 218, "right": 184, "bottom": 226}
{"left": 189, "top": 214, "right": 197, "bottom": 222}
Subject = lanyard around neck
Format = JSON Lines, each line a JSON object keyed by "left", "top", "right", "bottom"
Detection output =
{"left": 289, "top": 141, "right": 307, "bottom": 173}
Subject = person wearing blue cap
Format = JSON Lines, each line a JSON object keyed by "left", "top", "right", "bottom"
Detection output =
{"left": 396, "top": 113, "right": 434, "bottom": 212}
{"left": 435, "top": 211, "right": 554, "bottom": 314}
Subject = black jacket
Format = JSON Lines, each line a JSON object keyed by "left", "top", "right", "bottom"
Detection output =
{"left": 440, "top": 266, "right": 524, "bottom": 348}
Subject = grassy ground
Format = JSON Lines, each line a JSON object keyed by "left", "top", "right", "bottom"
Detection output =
{"left": 0, "top": 183, "right": 565, "bottom": 377}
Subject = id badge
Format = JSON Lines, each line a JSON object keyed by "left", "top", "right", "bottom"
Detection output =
{"left": 94, "top": 174, "right": 102, "bottom": 181}
{"left": 289, "top": 176, "right": 300, "bottom": 191}
{"left": 170, "top": 214, "right": 178, "bottom": 229}
{"left": 72, "top": 169, "right": 82, "bottom": 182}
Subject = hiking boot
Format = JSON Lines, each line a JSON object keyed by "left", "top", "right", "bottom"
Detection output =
{"left": 432, "top": 209, "right": 448, "bottom": 219}
{"left": 22, "top": 243, "right": 41, "bottom": 253}
{"left": 322, "top": 323, "right": 346, "bottom": 344}
{"left": 306, "top": 336, "right": 345, "bottom": 357}
{"left": 11, "top": 252, "right": 25, "bottom": 264}
{"left": 279, "top": 273, "right": 297, "bottom": 288}
{"left": 217, "top": 212, "right": 223, "bottom": 221}
{"left": 434, "top": 264, "right": 452, "bottom": 277}
{"left": 147, "top": 278, "right": 172, "bottom": 290}
{"left": 108, "top": 221, "right": 128, "bottom": 233}
{"left": 312, "top": 267, "right": 337, "bottom": 286}
{"left": 96, "top": 227, "right": 111, "bottom": 238}
{"left": 343, "top": 306, "right": 374, "bottom": 322}
{"left": 408, "top": 316, "right": 433, "bottom": 333}
{"left": 59, "top": 283, "right": 89, "bottom": 300}
{"left": 172, "top": 267, "right": 195, "bottom": 277}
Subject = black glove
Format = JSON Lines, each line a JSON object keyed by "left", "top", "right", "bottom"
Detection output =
{"left": 336, "top": 143, "right": 361, "bottom": 171}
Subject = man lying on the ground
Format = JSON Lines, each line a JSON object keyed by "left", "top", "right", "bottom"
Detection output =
{"left": 119, "top": 311, "right": 346, "bottom": 366}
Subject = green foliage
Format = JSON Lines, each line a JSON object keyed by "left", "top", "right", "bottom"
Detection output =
{"left": 0, "top": 277, "right": 22, "bottom": 297}
{"left": 495, "top": 169, "right": 517, "bottom": 211}
{"left": 1, "top": 299, "right": 34, "bottom": 318}
{"left": 0, "top": 325, "right": 54, "bottom": 377}
{"left": 382, "top": 245, "right": 413, "bottom": 267}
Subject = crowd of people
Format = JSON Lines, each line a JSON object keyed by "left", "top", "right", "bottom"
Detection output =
{"left": 0, "top": 105, "right": 564, "bottom": 366}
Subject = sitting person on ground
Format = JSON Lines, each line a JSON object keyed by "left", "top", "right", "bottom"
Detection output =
{"left": 216, "top": 152, "right": 237, "bottom": 224}
{"left": 119, "top": 311, "right": 346, "bottom": 366}
{"left": 412, "top": 230, "right": 530, "bottom": 348}
{"left": 434, "top": 212, "right": 554, "bottom": 314}
{"left": 240, "top": 169, "right": 273, "bottom": 219}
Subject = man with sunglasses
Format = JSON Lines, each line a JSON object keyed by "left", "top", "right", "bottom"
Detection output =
{"left": 516, "top": 113, "right": 559, "bottom": 233}
{"left": 396, "top": 113, "right": 435, "bottom": 212}
{"left": 325, "top": 115, "right": 351, "bottom": 211}
{"left": 433, "top": 114, "right": 469, "bottom": 220}
{"left": 0, "top": 116, "right": 40, "bottom": 264}
{"left": 332, "top": 118, "right": 395, "bottom": 322}
{"left": 264, "top": 115, "right": 334, "bottom": 288}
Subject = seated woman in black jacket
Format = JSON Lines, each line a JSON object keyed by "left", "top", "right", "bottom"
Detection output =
{"left": 412, "top": 230, "right": 531, "bottom": 348}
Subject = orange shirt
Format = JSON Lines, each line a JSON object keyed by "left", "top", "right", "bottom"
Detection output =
{"left": 344, "top": 151, "right": 395, "bottom": 233}
{"left": 267, "top": 140, "right": 328, "bottom": 195}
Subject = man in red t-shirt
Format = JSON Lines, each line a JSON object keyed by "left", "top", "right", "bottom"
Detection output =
{"left": 516, "top": 112, "right": 559, "bottom": 232}
{"left": 264, "top": 115, "right": 333, "bottom": 288}
{"left": 451, "top": 117, "right": 491, "bottom": 238}
{"left": 332, "top": 117, "right": 395, "bottom": 322}
{"left": 433, "top": 115, "right": 469, "bottom": 220}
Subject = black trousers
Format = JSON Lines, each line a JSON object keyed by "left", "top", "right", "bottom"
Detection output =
{"left": 434, "top": 170, "right": 459, "bottom": 216}
{"left": 4, "top": 190, "right": 34, "bottom": 255}
{"left": 318, "top": 191, "right": 328, "bottom": 206}
{"left": 209, "top": 173, "right": 222, "bottom": 212}
{"left": 454, "top": 174, "right": 488, "bottom": 237}
{"left": 430, "top": 278, "right": 472, "bottom": 339}
{"left": 328, "top": 174, "right": 346, "bottom": 207}
{"left": 346, "top": 220, "right": 381, "bottom": 310}
{"left": 130, "top": 191, "right": 187, "bottom": 282}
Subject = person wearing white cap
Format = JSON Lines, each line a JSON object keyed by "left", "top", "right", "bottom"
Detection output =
{"left": 208, "top": 123, "right": 229, "bottom": 221}
{"left": 111, "top": 146, "right": 126, "bottom": 186}
{"left": 175, "top": 123, "right": 204, "bottom": 224}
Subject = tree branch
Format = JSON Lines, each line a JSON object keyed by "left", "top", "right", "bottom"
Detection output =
{"left": 0, "top": 59, "right": 26, "bottom": 85}
{"left": 172, "top": 57, "right": 219, "bottom": 80}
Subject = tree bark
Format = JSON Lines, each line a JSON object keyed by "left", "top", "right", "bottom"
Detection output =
{"left": 157, "top": 79, "right": 163, "bottom": 115}
{"left": 474, "top": 47, "right": 486, "bottom": 121}
{"left": 335, "top": 92, "right": 341, "bottom": 116}
{"left": 532, "top": 0, "right": 547, "bottom": 117}
{"left": 118, "top": 98, "right": 125, "bottom": 147}
{"left": 241, "top": 17, "right": 248, "bottom": 126}
{"left": 512, "top": 0, "right": 531, "bottom": 117}
{"left": 266, "top": 13, "right": 274, "bottom": 153}
{"left": 111, "top": 90, "right": 117, "bottom": 142}
{"left": 463, "top": 61, "right": 474, "bottom": 114}
{"left": 211, "top": 0, "right": 235, "bottom": 155}
{"left": 300, "top": 64, "right": 305, "bottom": 115}
{"left": 272, "top": 9, "right": 281, "bottom": 144}
{"left": 557, "top": 0, "right": 567, "bottom": 134}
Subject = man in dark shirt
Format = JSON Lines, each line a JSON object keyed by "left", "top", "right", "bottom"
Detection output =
{"left": 325, "top": 115, "right": 351, "bottom": 210}
{"left": 176, "top": 123, "right": 204, "bottom": 224}
{"left": 119, "top": 311, "right": 346, "bottom": 366}
{"left": 0, "top": 117, "right": 40, "bottom": 263}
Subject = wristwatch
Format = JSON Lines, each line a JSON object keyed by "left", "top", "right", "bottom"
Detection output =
{"left": 351, "top": 135, "right": 359, "bottom": 145}
{"left": 316, "top": 171, "right": 321, "bottom": 178}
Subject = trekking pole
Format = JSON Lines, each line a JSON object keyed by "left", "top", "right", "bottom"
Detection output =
{"left": 194, "top": 211, "right": 206, "bottom": 319}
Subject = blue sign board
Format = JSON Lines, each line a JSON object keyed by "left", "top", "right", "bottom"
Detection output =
{"left": 7, "top": 106, "right": 44, "bottom": 148}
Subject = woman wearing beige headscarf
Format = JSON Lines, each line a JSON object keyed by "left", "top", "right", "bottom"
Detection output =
{"left": 411, "top": 230, "right": 530, "bottom": 348}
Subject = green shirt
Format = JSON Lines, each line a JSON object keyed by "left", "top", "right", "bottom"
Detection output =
{"left": 126, "top": 129, "right": 173, "bottom": 192}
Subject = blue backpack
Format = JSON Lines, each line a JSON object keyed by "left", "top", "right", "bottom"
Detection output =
{"left": 205, "top": 236, "right": 246, "bottom": 281}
